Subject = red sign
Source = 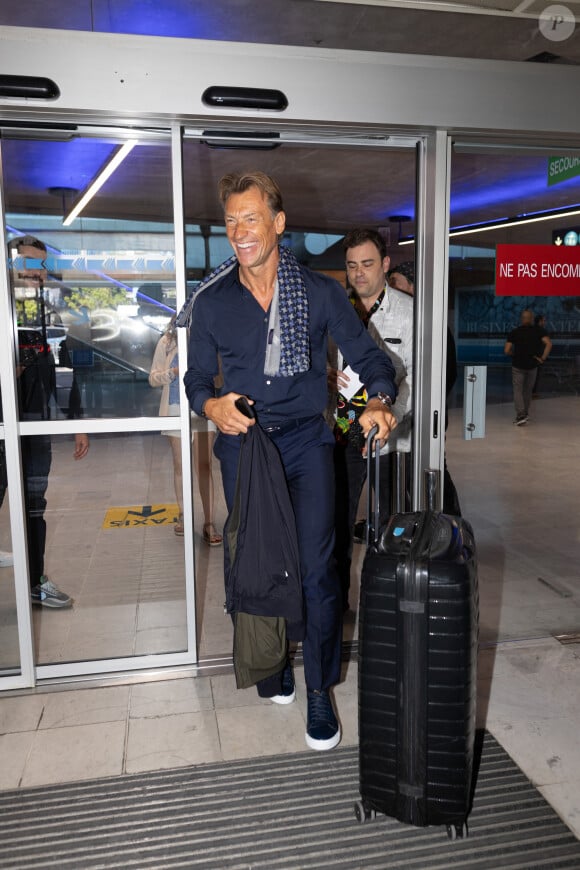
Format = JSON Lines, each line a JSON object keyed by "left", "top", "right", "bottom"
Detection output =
{"left": 495, "top": 244, "right": 580, "bottom": 296}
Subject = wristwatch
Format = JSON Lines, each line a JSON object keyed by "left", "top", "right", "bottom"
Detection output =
{"left": 371, "top": 391, "right": 393, "bottom": 407}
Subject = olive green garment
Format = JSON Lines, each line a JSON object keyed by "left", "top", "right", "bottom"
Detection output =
{"left": 233, "top": 611, "right": 287, "bottom": 690}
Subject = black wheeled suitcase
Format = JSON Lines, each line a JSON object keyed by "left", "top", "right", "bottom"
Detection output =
{"left": 356, "top": 439, "right": 479, "bottom": 840}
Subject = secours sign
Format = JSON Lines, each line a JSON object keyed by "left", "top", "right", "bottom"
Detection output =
{"left": 495, "top": 244, "right": 580, "bottom": 296}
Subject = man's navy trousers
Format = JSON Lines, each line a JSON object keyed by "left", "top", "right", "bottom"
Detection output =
{"left": 215, "top": 414, "right": 342, "bottom": 694}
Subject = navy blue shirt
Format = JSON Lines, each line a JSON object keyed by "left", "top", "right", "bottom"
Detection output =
{"left": 184, "top": 261, "right": 397, "bottom": 428}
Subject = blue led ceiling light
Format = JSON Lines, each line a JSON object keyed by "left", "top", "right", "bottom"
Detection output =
{"left": 398, "top": 199, "right": 580, "bottom": 245}
{"left": 451, "top": 164, "right": 580, "bottom": 216}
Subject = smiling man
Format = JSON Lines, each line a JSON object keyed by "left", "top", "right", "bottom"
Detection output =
{"left": 179, "top": 171, "right": 397, "bottom": 752}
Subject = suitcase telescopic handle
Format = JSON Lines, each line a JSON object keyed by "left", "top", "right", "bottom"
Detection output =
{"left": 365, "top": 425, "right": 409, "bottom": 546}
{"left": 365, "top": 424, "right": 380, "bottom": 547}
{"left": 424, "top": 468, "right": 439, "bottom": 512}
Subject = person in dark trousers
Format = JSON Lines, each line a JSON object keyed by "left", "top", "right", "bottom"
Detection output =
{"left": 179, "top": 170, "right": 398, "bottom": 752}
{"left": 504, "top": 308, "right": 552, "bottom": 425}
{"left": 3, "top": 235, "right": 89, "bottom": 608}
{"left": 532, "top": 313, "right": 549, "bottom": 397}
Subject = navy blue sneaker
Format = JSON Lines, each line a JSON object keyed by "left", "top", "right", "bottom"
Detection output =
{"left": 270, "top": 662, "right": 295, "bottom": 705}
{"left": 305, "top": 689, "right": 341, "bottom": 751}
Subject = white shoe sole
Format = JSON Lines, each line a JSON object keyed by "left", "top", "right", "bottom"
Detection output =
{"left": 31, "top": 597, "right": 73, "bottom": 608}
{"left": 270, "top": 689, "right": 296, "bottom": 705}
{"left": 305, "top": 727, "right": 341, "bottom": 751}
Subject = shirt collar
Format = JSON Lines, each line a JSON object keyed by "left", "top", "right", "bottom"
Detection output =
{"left": 349, "top": 287, "right": 385, "bottom": 324}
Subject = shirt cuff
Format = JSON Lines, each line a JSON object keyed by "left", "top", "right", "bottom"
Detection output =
{"left": 365, "top": 380, "right": 397, "bottom": 403}
{"left": 194, "top": 393, "right": 214, "bottom": 417}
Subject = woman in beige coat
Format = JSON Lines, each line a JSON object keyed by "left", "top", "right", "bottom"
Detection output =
{"left": 149, "top": 318, "right": 222, "bottom": 544}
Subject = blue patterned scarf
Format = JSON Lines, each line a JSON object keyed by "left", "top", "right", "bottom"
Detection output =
{"left": 175, "top": 245, "right": 310, "bottom": 378}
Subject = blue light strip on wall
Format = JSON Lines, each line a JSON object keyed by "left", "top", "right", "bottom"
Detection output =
{"left": 399, "top": 202, "right": 580, "bottom": 245}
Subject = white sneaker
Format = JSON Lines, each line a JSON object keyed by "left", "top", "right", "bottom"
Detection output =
{"left": 269, "top": 663, "right": 296, "bottom": 705}
{"left": 0, "top": 550, "right": 14, "bottom": 568}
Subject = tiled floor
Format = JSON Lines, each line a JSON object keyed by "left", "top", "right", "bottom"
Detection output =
{"left": 0, "top": 394, "right": 579, "bottom": 843}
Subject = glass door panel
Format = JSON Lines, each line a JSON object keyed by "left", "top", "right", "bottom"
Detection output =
{"left": 4, "top": 136, "right": 177, "bottom": 422}
{"left": 182, "top": 133, "right": 418, "bottom": 659}
{"left": 448, "top": 141, "right": 580, "bottom": 644}
{"left": 1, "top": 127, "right": 195, "bottom": 673}
{"left": 27, "top": 431, "right": 186, "bottom": 664}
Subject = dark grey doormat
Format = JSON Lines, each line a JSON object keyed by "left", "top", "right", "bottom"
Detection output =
{"left": 0, "top": 731, "right": 578, "bottom": 869}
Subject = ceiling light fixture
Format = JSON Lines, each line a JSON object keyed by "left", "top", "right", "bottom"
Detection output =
{"left": 48, "top": 186, "right": 79, "bottom": 214}
{"left": 389, "top": 214, "right": 412, "bottom": 242}
{"left": 398, "top": 203, "right": 580, "bottom": 244}
{"left": 63, "top": 139, "right": 138, "bottom": 226}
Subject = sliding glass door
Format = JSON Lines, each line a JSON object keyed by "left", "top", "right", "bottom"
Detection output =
{"left": 0, "top": 121, "right": 422, "bottom": 686}
{"left": 0, "top": 125, "right": 198, "bottom": 683}
{"left": 182, "top": 129, "right": 419, "bottom": 659}
{"left": 447, "top": 140, "right": 580, "bottom": 646}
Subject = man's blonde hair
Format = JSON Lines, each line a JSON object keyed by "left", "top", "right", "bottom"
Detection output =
{"left": 218, "top": 170, "right": 284, "bottom": 218}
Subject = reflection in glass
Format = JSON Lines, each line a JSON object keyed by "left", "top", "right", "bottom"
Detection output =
{"left": 29, "top": 432, "right": 188, "bottom": 665}
{"left": 3, "top": 135, "right": 176, "bottom": 420}
{"left": 1, "top": 130, "right": 200, "bottom": 668}
{"left": 148, "top": 317, "right": 222, "bottom": 545}
{"left": 448, "top": 143, "right": 580, "bottom": 646}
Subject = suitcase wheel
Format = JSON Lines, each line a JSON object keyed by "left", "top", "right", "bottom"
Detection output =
{"left": 354, "top": 799, "right": 377, "bottom": 824}
{"left": 446, "top": 822, "right": 468, "bottom": 841}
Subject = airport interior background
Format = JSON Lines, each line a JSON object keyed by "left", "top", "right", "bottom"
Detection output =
{"left": 0, "top": 0, "right": 579, "bottom": 852}
{"left": 1, "top": 124, "right": 579, "bottom": 676}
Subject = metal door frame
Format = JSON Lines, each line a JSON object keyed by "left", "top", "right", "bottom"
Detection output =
{"left": 0, "top": 118, "right": 436, "bottom": 689}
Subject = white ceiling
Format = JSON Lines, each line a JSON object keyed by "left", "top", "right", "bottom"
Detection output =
{"left": 2, "top": 0, "right": 580, "bottom": 65}
{"left": 2, "top": 1, "right": 580, "bottom": 254}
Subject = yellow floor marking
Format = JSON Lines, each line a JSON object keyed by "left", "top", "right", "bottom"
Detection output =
{"left": 103, "top": 503, "right": 180, "bottom": 529}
